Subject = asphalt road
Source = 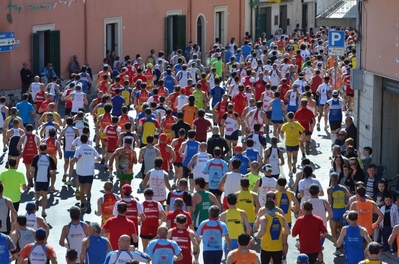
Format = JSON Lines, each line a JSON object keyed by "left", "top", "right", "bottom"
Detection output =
{"left": 6, "top": 99, "right": 397, "bottom": 264}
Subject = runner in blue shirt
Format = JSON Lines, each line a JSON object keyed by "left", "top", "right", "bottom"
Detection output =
{"left": 209, "top": 78, "right": 225, "bottom": 108}
{"left": 16, "top": 94, "right": 35, "bottom": 126}
{"left": 196, "top": 205, "right": 230, "bottom": 264}
{"left": 110, "top": 89, "right": 126, "bottom": 117}
{"left": 230, "top": 146, "right": 251, "bottom": 175}
{"left": 203, "top": 147, "right": 229, "bottom": 201}
{"left": 145, "top": 226, "right": 182, "bottom": 264}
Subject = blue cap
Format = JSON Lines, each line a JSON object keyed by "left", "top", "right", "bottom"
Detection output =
{"left": 25, "top": 202, "right": 36, "bottom": 213}
{"left": 35, "top": 228, "right": 47, "bottom": 240}
{"left": 297, "top": 253, "right": 309, "bottom": 264}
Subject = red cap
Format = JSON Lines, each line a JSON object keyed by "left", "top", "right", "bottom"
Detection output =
{"left": 234, "top": 146, "right": 243, "bottom": 152}
{"left": 159, "top": 133, "right": 167, "bottom": 141}
{"left": 180, "top": 88, "right": 186, "bottom": 93}
{"left": 121, "top": 184, "right": 132, "bottom": 194}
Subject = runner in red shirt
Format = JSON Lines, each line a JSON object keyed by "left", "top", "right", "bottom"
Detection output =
{"left": 103, "top": 203, "right": 138, "bottom": 250}
{"left": 161, "top": 109, "right": 177, "bottom": 143}
{"left": 278, "top": 78, "right": 290, "bottom": 104}
{"left": 34, "top": 84, "right": 46, "bottom": 127}
{"left": 62, "top": 82, "right": 75, "bottom": 118}
{"left": 154, "top": 133, "right": 176, "bottom": 172}
{"left": 95, "top": 75, "right": 111, "bottom": 95}
{"left": 166, "top": 86, "right": 180, "bottom": 115}
{"left": 253, "top": 74, "right": 266, "bottom": 101}
{"left": 165, "top": 198, "right": 192, "bottom": 229}
{"left": 310, "top": 70, "right": 323, "bottom": 96}
{"left": 19, "top": 124, "right": 40, "bottom": 187}
{"left": 156, "top": 80, "right": 169, "bottom": 98}
{"left": 96, "top": 104, "right": 113, "bottom": 162}
{"left": 295, "top": 50, "right": 303, "bottom": 72}
{"left": 232, "top": 84, "right": 248, "bottom": 117}
{"left": 103, "top": 116, "right": 121, "bottom": 170}
{"left": 343, "top": 69, "right": 354, "bottom": 113}
{"left": 167, "top": 214, "right": 199, "bottom": 264}
{"left": 118, "top": 106, "right": 134, "bottom": 133}
{"left": 212, "top": 94, "right": 229, "bottom": 135}
{"left": 294, "top": 99, "right": 316, "bottom": 158}
{"left": 200, "top": 73, "right": 210, "bottom": 94}
{"left": 125, "top": 60, "right": 137, "bottom": 84}
{"left": 109, "top": 77, "right": 123, "bottom": 97}
{"left": 141, "top": 188, "right": 166, "bottom": 251}
{"left": 171, "top": 129, "right": 186, "bottom": 187}
{"left": 38, "top": 94, "right": 53, "bottom": 114}
{"left": 192, "top": 109, "right": 212, "bottom": 142}
{"left": 134, "top": 83, "right": 151, "bottom": 113}
{"left": 132, "top": 68, "right": 148, "bottom": 85}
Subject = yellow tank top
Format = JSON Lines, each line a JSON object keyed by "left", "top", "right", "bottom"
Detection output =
{"left": 331, "top": 185, "right": 346, "bottom": 209}
{"left": 261, "top": 213, "right": 284, "bottom": 252}
{"left": 247, "top": 172, "right": 261, "bottom": 190}
{"left": 97, "top": 104, "right": 105, "bottom": 117}
{"left": 236, "top": 190, "right": 256, "bottom": 223}
{"left": 42, "top": 111, "right": 59, "bottom": 123}
{"left": 226, "top": 208, "right": 244, "bottom": 239}
{"left": 365, "top": 260, "right": 382, "bottom": 264}
{"left": 275, "top": 190, "right": 292, "bottom": 223}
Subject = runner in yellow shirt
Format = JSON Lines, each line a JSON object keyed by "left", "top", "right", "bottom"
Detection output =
{"left": 280, "top": 112, "right": 305, "bottom": 176}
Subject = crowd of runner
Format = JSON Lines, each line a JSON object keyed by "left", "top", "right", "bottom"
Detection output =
{"left": 0, "top": 25, "right": 397, "bottom": 264}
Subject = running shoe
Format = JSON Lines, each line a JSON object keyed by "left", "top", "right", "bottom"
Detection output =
{"left": 305, "top": 144, "right": 310, "bottom": 155}
{"left": 35, "top": 200, "right": 39, "bottom": 211}
{"left": 317, "top": 123, "right": 320, "bottom": 131}
{"left": 62, "top": 174, "right": 67, "bottom": 183}
{"left": 41, "top": 211, "right": 47, "bottom": 218}
{"left": 2, "top": 147, "right": 7, "bottom": 152}
{"left": 49, "top": 186, "right": 55, "bottom": 193}
{"left": 66, "top": 180, "right": 73, "bottom": 187}
{"left": 292, "top": 164, "right": 297, "bottom": 174}
{"left": 75, "top": 189, "right": 80, "bottom": 200}
{"left": 86, "top": 202, "right": 92, "bottom": 214}
{"left": 28, "top": 179, "right": 34, "bottom": 188}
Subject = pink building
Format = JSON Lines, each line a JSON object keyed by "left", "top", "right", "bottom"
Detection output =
{"left": 0, "top": 0, "right": 246, "bottom": 90}
{"left": 355, "top": 0, "right": 399, "bottom": 177}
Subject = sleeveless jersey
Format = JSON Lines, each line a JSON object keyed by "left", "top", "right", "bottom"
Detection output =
{"left": 162, "top": 115, "right": 176, "bottom": 139}
{"left": 261, "top": 213, "right": 284, "bottom": 251}
{"left": 247, "top": 172, "right": 261, "bottom": 191}
{"left": 236, "top": 190, "right": 256, "bottom": 223}
{"left": 85, "top": 236, "right": 109, "bottom": 264}
{"left": 216, "top": 101, "right": 228, "bottom": 124}
{"left": 276, "top": 190, "right": 293, "bottom": 223}
{"left": 344, "top": 225, "right": 364, "bottom": 264}
{"left": 258, "top": 176, "right": 277, "bottom": 206}
{"left": 16, "top": 228, "right": 35, "bottom": 251}
{"left": 104, "top": 125, "right": 119, "bottom": 152}
{"left": 169, "top": 191, "right": 188, "bottom": 211}
{"left": 192, "top": 90, "right": 204, "bottom": 109}
{"left": 118, "top": 114, "right": 131, "bottom": 132}
{"left": 99, "top": 113, "right": 112, "bottom": 139}
{"left": 226, "top": 209, "right": 244, "bottom": 239}
{"left": 331, "top": 185, "right": 346, "bottom": 209}
{"left": 9, "top": 128, "right": 21, "bottom": 155}
{"left": 193, "top": 190, "right": 214, "bottom": 227}
{"left": 158, "top": 143, "right": 171, "bottom": 172}
{"left": 173, "top": 138, "right": 186, "bottom": 163}
{"left": 118, "top": 148, "right": 135, "bottom": 175}
{"left": 25, "top": 213, "right": 38, "bottom": 230}
{"left": 223, "top": 112, "right": 239, "bottom": 136}
{"left": 63, "top": 126, "right": 76, "bottom": 152}
{"left": 193, "top": 152, "right": 209, "bottom": 182}
{"left": 66, "top": 222, "right": 86, "bottom": 257}
{"left": 149, "top": 169, "right": 167, "bottom": 202}
{"left": 45, "top": 138, "right": 57, "bottom": 157}
{"left": 262, "top": 90, "right": 274, "bottom": 111}
{"left": 287, "top": 91, "right": 299, "bottom": 112}
{"left": 248, "top": 109, "right": 264, "bottom": 133}
{"left": 328, "top": 99, "right": 343, "bottom": 122}
{"left": 182, "top": 140, "right": 199, "bottom": 167}
{"left": 267, "top": 147, "right": 281, "bottom": 175}
{"left": 28, "top": 243, "right": 49, "bottom": 264}
{"left": 141, "top": 200, "right": 161, "bottom": 236}
{"left": 170, "top": 227, "right": 192, "bottom": 264}
{"left": 230, "top": 249, "right": 257, "bottom": 264}
{"left": 271, "top": 99, "right": 283, "bottom": 121}
{"left": 356, "top": 200, "right": 374, "bottom": 235}
{"left": 101, "top": 193, "right": 119, "bottom": 224}
{"left": 125, "top": 198, "right": 139, "bottom": 229}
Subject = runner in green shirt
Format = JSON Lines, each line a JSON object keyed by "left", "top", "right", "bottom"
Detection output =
{"left": 0, "top": 158, "right": 26, "bottom": 211}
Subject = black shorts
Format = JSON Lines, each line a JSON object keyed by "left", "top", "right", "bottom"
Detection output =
{"left": 154, "top": 134, "right": 159, "bottom": 139}
{"left": 35, "top": 181, "right": 49, "bottom": 192}
{"left": 140, "top": 234, "right": 156, "bottom": 240}
{"left": 266, "top": 111, "right": 272, "bottom": 119}
{"left": 225, "top": 130, "right": 239, "bottom": 141}
{"left": 271, "top": 86, "right": 278, "bottom": 91}
{"left": 8, "top": 152, "right": 20, "bottom": 157}
{"left": 71, "top": 112, "right": 78, "bottom": 116}
{"left": 286, "top": 145, "right": 299, "bottom": 152}
{"left": 173, "top": 162, "right": 183, "bottom": 167}
{"left": 65, "top": 108, "right": 72, "bottom": 116}
{"left": 346, "top": 94, "right": 354, "bottom": 97}
{"left": 183, "top": 167, "right": 193, "bottom": 179}
{"left": 209, "top": 189, "right": 223, "bottom": 197}
{"left": 78, "top": 175, "right": 94, "bottom": 184}
{"left": 329, "top": 120, "right": 342, "bottom": 131}
{"left": 271, "top": 174, "right": 279, "bottom": 179}
{"left": 272, "top": 120, "right": 284, "bottom": 124}
{"left": 305, "top": 131, "right": 312, "bottom": 136}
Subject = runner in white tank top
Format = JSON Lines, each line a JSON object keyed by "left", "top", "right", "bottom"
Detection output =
{"left": 261, "top": 90, "right": 274, "bottom": 112}
{"left": 30, "top": 81, "right": 41, "bottom": 100}
{"left": 25, "top": 213, "right": 38, "bottom": 230}
{"left": 147, "top": 168, "right": 168, "bottom": 202}
{"left": 66, "top": 221, "right": 87, "bottom": 259}
{"left": 222, "top": 171, "right": 243, "bottom": 195}
{"left": 0, "top": 104, "right": 5, "bottom": 128}
{"left": 192, "top": 151, "right": 211, "bottom": 182}
{"left": 253, "top": 166, "right": 277, "bottom": 206}
{"left": 267, "top": 147, "right": 281, "bottom": 176}
{"left": 308, "top": 197, "right": 328, "bottom": 226}
{"left": 176, "top": 95, "right": 189, "bottom": 111}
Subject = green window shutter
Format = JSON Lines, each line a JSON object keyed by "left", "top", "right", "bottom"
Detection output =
{"left": 176, "top": 15, "right": 186, "bottom": 51}
{"left": 166, "top": 16, "right": 173, "bottom": 56}
{"left": 32, "top": 33, "right": 40, "bottom": 75}
{"left": 256, "top": 13, "right": 267, "bottom": 39}
{"left": 49, "top": 30, "right": 61, "bottom": 78}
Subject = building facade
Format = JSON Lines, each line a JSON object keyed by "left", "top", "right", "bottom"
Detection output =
{"left": 355, "top": 0, "right": 399, "bottom": 177}
{"left": 0, "top": 0, "right": 245, "bottom": 90}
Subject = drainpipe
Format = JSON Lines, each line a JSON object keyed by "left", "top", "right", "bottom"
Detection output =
{"left": 84, "top": 0, "right": 88, "bottom": 64}
{"left": 189, "top": 0, "right": 192, "bottom": 42}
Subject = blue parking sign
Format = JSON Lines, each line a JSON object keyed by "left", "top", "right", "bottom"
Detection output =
{"left": 328, "top": 30, "right": 345, "bottom": 48}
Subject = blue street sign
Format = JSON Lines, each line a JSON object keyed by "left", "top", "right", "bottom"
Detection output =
{"left": 328, "top": 30, "right": 345, "bottom": 48}
{"left": 0, "top": 45, "right": 13, "bottom": 52}
{"left": 0, "top": 32, "right": 15, "bottom": 39}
